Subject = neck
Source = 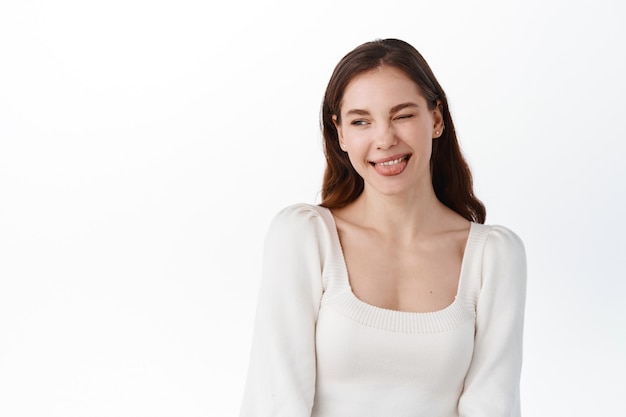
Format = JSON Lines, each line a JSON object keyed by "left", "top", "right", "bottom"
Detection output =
{"left": 353, "top": 182, "right": 447, "bottom": 244}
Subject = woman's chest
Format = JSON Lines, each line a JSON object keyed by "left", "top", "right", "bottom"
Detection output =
{"left": 339, "top": 233, "right": 465, "bottom": 313}
{"left": 314, "top": 303, "right": 475, "bottom": 396}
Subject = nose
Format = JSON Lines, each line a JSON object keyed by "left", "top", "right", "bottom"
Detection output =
{"left": 376, "top": 124, "right": 397, "bottom": 150}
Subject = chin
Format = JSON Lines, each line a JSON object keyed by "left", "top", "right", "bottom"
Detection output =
{"left": 365, "top": 182, "right": 414, "bottom": 198}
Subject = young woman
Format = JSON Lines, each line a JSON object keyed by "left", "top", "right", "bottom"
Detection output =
{"left": 240, "top": 39, "right": 526, "bottom": 417}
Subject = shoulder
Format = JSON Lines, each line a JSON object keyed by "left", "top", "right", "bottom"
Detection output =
{"left": 471, "top": 223, "right": 525, "bottom": 256}
{"left": 272, "top": 203, "right": 327, "bottom": 222}
{"left": 473, "top": 224, "right": 526, "bottom": 288}
{"left": 269, "top": 203, "right": 328, "bottom": 231}
{"left": 263, "top": 204, "right": 334, "bottom": 272}
{"left": 482, "top": 224, "right": 525, "bottom": 261}
{"left": 265, "top": 203, "right": 332, "bottom": 245}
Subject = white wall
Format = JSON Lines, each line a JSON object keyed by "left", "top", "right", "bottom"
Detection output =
{"left": 1, "top": 0, "right": 624, "bottom": 415}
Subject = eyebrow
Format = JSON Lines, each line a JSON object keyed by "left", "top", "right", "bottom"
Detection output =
{"left": 390, "top": 102, "right": 419, "bottom": 113}
{"left": 344, "top": 102, "right": 419, "bottom": 117}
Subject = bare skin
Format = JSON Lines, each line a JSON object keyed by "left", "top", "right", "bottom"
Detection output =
{"left": 332, "top": 191, "right": 470, "bottom": 313}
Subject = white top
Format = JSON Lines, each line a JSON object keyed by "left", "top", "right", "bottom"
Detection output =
{"left": 240, "top": 203, "right": 527, "bottom": 417}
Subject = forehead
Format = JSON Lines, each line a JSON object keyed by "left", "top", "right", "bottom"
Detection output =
{"left": 341, "top": 66, "right": 424, "bottom": 111}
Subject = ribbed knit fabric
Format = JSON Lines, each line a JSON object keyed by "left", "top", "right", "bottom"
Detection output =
{"left": 240, "top": 204, "right": 527, "bottom": 417}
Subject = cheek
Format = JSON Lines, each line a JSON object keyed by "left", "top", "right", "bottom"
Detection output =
{"left": 343, "top": 145, "right": 370, "bottom": 176}
{"left": 403, "top": 125, "right": 434, "bottom": 147}
{"left": 343, "top": 131, "right": 365, "bottom": 154}
{"left": 346, "top": 150, "right": 367, "bottom": 171}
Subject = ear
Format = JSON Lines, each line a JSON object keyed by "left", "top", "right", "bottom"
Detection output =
{"left": 432, "top": 100, "right": 444, "bottom": 139}
{"left": 332, "top": 114, "right": 343, "bottom": 140}
{"left": 332, "top": 115, "right": 347, "bottom": 151}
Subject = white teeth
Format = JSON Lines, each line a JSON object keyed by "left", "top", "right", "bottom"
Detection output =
{"left": 379, "top": 157, "right": 405, "bottom": 166}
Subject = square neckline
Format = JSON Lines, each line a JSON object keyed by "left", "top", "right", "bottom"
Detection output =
{"left": 321, "top": 206, "right": 477, "bottom": 316}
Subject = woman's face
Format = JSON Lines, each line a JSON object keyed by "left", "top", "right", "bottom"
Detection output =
{"left": 333, "top": 66, "right": 443, "bottom": 198}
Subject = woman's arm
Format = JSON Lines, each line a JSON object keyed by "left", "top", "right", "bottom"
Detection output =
{"left": 240, "top": 205, "right": 324, "bottom": 417}
{"left": 458, "top": 226, "right": 527, "bottom": 417}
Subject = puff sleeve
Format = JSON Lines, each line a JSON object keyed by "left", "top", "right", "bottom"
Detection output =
{"left": 458, "top": 226, "right": 527, "bottom": 417}
{"left": 240, "top": 205, "right": 325, "bottom": 417}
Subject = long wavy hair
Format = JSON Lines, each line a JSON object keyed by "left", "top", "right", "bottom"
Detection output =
{"left": 320, "top": 39, "right": 486, "bottom": 223}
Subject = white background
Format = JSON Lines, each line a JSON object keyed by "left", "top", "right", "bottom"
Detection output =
{"left": 1, "top": 0, "right": 625, "bottom": 415}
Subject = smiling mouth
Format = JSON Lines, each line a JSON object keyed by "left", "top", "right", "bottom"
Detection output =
{"left": 369, "top": 154, "right": 411, "bottom": 167}
{"left": 369, "top": 154, "right": 411, "bottom": 176}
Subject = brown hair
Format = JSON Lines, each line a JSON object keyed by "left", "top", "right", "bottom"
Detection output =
{"left": 320, "top": 39, "right": 486, "bottom": 223}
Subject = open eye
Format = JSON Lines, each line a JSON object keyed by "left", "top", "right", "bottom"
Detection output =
{"left": 350, "top": 119, "right": 368, "bottom": 126}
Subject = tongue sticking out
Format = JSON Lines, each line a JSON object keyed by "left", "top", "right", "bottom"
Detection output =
{"left": 372, "top": 156, "right": 408, "bottom": 176}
